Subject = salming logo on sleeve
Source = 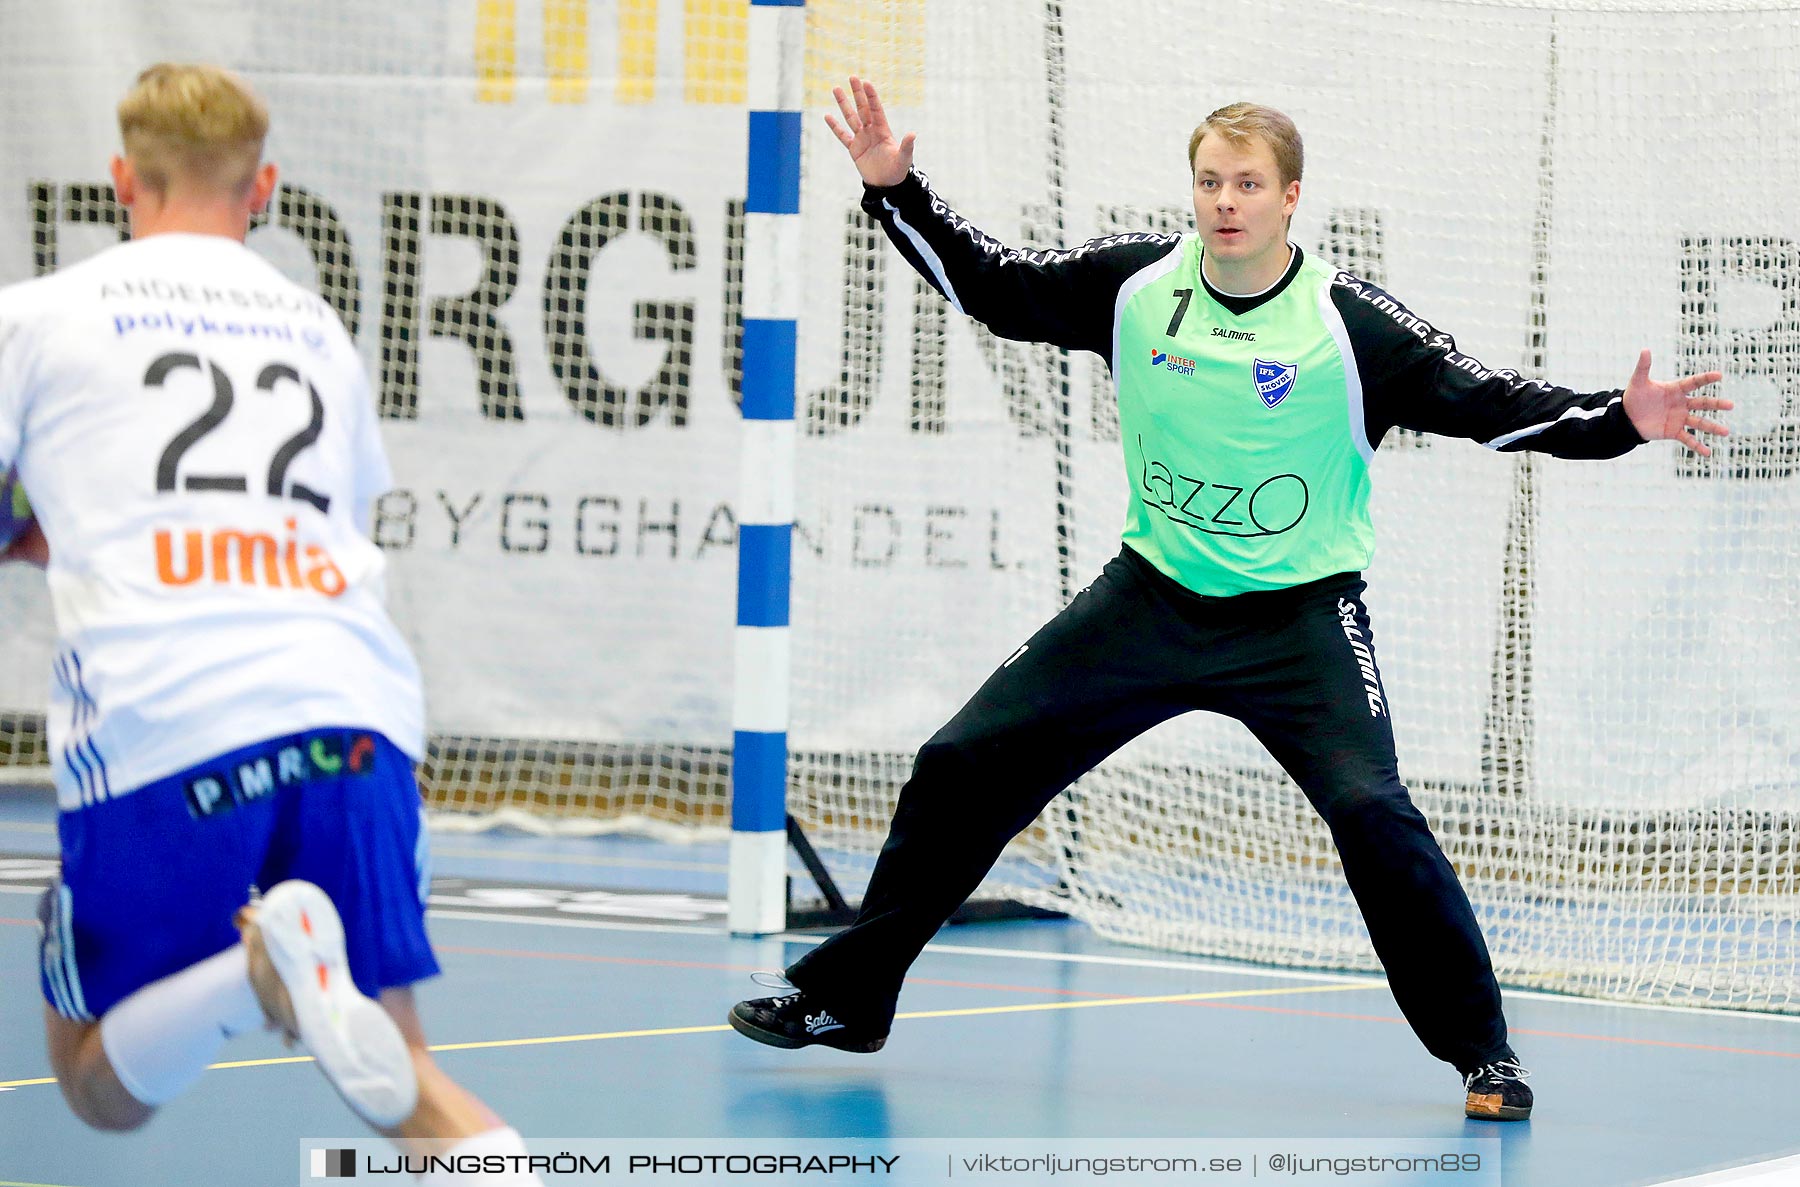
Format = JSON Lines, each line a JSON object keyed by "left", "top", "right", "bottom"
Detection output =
{"left": 1331, "top": 270, "right": 1549, "bottom": 391}
{"left": 908, "top": 168, "right": 1178, "bottom": 267}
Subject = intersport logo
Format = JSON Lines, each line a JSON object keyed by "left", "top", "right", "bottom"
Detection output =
{"left": 1150, "top": 348, "right": 1197, "bottom": 377}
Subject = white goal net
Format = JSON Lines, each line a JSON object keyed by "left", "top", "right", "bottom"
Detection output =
{"left": 0, "top": 0, "right": 1794, "bottom": 1012}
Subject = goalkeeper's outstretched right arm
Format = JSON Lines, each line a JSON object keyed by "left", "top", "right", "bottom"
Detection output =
{"left": 826, "top": 76, "right": 1178, "bottom": 362}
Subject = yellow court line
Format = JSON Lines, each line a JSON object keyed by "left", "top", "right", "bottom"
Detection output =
{"left": 0, "top": 980, "right": 1372, "bottom": 1089}
{"left": 435, "top": 1022, "right": 727, "bottom": 1053}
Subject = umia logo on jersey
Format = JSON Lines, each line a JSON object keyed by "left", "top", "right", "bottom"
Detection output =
{"left": 154, "top": 519, "right": 347, "bottom": 597}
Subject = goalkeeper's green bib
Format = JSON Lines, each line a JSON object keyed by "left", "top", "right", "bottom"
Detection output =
{"left": 1114, "top": 239, "right": 1375, "bottom": 595}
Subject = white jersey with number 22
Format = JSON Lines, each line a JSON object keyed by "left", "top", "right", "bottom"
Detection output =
{"left": 0, "top": 233, "right": 424, "bottom": 810}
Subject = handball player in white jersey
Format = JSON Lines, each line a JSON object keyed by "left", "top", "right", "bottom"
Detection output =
{"left": 0, "top": 64, "right": 542, "bottom": 1183}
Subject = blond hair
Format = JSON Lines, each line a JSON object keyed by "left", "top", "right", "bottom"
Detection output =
{"left": 1187, "top": 103, "right": 1304, "bottom": 188}
{"left": 117, "top": 63, "right": 269, "bottom": 196}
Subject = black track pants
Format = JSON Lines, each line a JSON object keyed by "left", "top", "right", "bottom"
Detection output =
{"left": 786, "top": 545, "right": 1510, "bottom": 1072}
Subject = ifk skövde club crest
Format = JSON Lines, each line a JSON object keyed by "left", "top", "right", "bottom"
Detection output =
{"left": 1253, "top": 358, "right": 1297, "bottom": 408}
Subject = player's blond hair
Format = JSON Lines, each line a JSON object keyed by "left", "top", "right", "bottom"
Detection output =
{"left": 117, "top": 63, "right": 269, "bottom": 196}
{"left": 1188, "top": 103, "right": 1304, "bottom": 188}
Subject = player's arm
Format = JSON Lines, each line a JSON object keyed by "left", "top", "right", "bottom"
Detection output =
{"left": 1329, "top": 273, "right": 1729, "bottom": 458}
{"left": 828, "top": 76, "right": 1175, "bottom": 357}
{"left": 862, "top": 170, "right": 1175, "bottom": 354}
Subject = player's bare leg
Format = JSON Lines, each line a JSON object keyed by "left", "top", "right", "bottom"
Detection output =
{"left": 40, "top": 879, "right": 265, "bottom": 1133}
{"left": 43, "top": 1009, "right": 153, "bottom": 1132}
{"left": 377, "top": 988, "right": 507, "bottom": 1149}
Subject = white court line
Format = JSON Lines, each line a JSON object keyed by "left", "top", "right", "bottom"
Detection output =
{"left": 1644, "top": 1152, "right": 1800, "bottom": 1186}
{"left": 429, "top": 909, "right": 730, "bottom": 939}
{"left": 422, "top": 911, "right": 1800, "bottom": 1026}
{"left": 432, "top": 846, "right": 729, "bottom": 873}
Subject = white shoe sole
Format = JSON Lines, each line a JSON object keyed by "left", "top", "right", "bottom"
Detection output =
{"left": 257, "top": 880, "right": 418, "bottom": 1128}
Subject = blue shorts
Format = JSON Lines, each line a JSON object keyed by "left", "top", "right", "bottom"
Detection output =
{"left": 41, "top": 728, "right": 440, "bottom": 1022}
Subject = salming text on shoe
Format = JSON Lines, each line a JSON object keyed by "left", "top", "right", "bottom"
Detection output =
{"left": 1463, "top": 1058, "right": 1533, "bottom": 1121}
{"left": 243, "top": 881, "right": 419, "bottom": 1128}
{"left": 728, "top": 975, "right": 886, "bottom": 1053}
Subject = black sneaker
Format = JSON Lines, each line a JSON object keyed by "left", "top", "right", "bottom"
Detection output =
{"left": 728, "top": 975, "right": 886, "bottom": 1054}
{"left": 1463, "top": 1057, "right": 1533, "bottom": 1121}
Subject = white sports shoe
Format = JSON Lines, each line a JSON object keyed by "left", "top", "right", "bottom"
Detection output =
{"left": 243, "top": 880, "right": 418, "bottom": 1128}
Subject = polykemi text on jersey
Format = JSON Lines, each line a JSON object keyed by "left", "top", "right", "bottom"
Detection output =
{"left": 102, "top": 276, "right": 334, "bottom": 351}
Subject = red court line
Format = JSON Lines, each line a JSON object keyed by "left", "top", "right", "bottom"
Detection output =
{"left": 1509, "top": 1026, "right": 1800, "bottom": 1060}
{"left": 1159, "top": 1000, "right": 1800, "bottom": 1060}
{"left": 0, "top": 918, "right": 33, "bottom": 928}
{"left": 1179, "top": 999, "right": 1411, "bottom": 1026}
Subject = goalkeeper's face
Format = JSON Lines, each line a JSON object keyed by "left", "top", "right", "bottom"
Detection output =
{"left": 1190, "top": 133, "right": 1299, "bottom": 272}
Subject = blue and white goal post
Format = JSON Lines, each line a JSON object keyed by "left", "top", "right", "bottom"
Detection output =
{"left": 729, "top": 0, "right": 805, "bottom": 935}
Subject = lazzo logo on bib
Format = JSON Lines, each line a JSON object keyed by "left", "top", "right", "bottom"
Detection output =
{"left": 1137, "top": 437, "right": 1311, "bottom": 539}
{"left": 1254, "top": 358, "right": 1297, "bottom": 408}
{"left": 1151, "top": 347, "right": 1197, "bottom": 377}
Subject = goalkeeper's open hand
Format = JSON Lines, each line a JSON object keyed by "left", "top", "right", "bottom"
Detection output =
{"left": 826, "top": 76, "right": 914, "bottom": 188}
{"left": 1621, "top": 350, "right": 1731, "bottom": 456}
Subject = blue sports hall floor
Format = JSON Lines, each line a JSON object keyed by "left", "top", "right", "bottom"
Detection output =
{"left": 1, "top": 786, "right": 1797, "bottom": 1187}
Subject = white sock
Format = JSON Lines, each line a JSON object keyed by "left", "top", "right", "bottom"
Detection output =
{"left": 98, "top": 945, "right": 266, "bottom": 1106}
{"left": 418, "top": 1127, "right": 544, "bottom": 1186}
